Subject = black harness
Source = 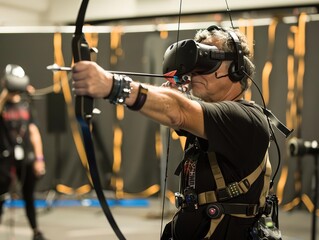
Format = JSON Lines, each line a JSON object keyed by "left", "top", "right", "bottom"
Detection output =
{"left": 172, "top": 134, "right": 271, "bottom": 239}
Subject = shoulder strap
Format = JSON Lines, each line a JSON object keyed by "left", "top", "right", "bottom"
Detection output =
{"left": 208, "top": 151, "right": 226, "bottom": 189}
{"left": 259, "top": 151, "right": 272, "bottom": 207}
{"left": 198, "top": 150, "right": 270, "bottom": 204}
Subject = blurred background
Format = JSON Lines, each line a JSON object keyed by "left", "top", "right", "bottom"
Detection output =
{"left": 0, "top": 0, "right": 319, "bottom": 239}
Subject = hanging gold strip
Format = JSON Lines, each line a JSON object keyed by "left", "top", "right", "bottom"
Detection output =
{"left": 279, "top": 13, "right": 307, "bottom": 210}
{"left": 109, "top": 27, "right": 126, "bottom": 198}
{"left": 276, "top": 33, "right": 295, "bottom": 205}
{"left": 53, "top": 32, "right": 93, "bottom": 194}
{"left": 296, "top": 13, "right": 310, "bottom": 211}
{"left": 261, "top": 18, "right": 278, "bottom": 106}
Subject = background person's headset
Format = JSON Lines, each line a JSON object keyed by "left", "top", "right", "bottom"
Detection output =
{"left": 1, "top": 64, "right": 29, "bottom": 93}
{"left": 162, "top": 25, "right": 246, "bottom": 84}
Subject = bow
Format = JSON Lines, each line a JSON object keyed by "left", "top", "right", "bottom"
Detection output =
{"left": 72, "top": 1, "right": 126, "bottom": 239}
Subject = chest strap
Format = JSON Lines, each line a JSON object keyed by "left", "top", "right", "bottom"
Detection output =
{"left": 198, "top": 151, "right": 270, "bottom": 205}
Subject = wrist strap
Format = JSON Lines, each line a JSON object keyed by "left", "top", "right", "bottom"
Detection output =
{"left": 128, "top": 84, "right": 148, "bottom": 111}
{"left": 106, "top": 74, "right": 132, "bottom": 104}
{"left": 36, "top": 156, "right": 44, "bottom": 161}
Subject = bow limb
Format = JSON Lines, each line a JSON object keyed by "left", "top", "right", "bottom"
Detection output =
{"left": 72, "top": 1, "right": 126, "bottom": 239}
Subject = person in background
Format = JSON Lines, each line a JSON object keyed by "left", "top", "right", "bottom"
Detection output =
{"left": 0, "top": 64, "right": 47, "bottom": 240}
{"left": 71, "top": 25, "right": 272, "bottom": 240}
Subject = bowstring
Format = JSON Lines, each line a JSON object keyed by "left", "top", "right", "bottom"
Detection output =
{"left": 225, "top": 0, "right": 235, "bottom": 29}
{"left": 160, "top": 0, "right": 183, "bottom": 236}
{"left": 160, "top": 127, "right": 171, "bottom": 235}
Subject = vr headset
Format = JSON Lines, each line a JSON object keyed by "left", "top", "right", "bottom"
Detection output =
{"left": 2, "top": 64, "right": 29, "bottom": 93}
{"left": 162, "top": 39, "right": 237, "bottom": 84}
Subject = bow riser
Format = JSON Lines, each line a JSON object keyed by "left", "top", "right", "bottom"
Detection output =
{"left": 72, "top": 33, "right": 94, "bottom": 120}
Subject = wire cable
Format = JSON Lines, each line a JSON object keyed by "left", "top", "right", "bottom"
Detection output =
{"left": 243, "top": 70, "right": 282, "bottom": 187}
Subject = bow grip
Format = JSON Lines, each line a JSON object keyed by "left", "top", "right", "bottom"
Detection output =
{"left": 72, "top": 33, "right": 94, "bottom": 121}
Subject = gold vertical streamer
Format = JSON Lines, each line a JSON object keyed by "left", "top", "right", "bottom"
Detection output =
{"left": 295, "top": 13, "right": 308, "bottom": 210}
{"left": 279, "top": 13, "right": 307, "bottom": 210}
{"left": 112, "top": 126, "right": 124, "bottom": 198}
{"left": 110, "top": 26, "right": 125, "bottom": 198}
{"left": 52, "top": 32, "right": 92, "bottom": 195}
{"left": 109, "top": 26, "right": 163, "bottom": 199}
{"left": 54, "top": 32, "right": 88, "bottom": 169}
{"left": 262, "top": 18, "right": 278, "bottom": 106}
{"left": 84, "top": 30, "right": 99, "bottom": 62}
{"left": 239, "top": 19, "right": 254, "bottom": 101}
{"left": 160, "top": 30, "right": 169, "bottom": 40}
{"left": 53, "top": 34, "right": 62, "bottom": 94}
{"left": 110, "top": 26, "right": 124, "bottom": 65}
{"left": 276, "top": 33, "right": 295, "bottom": 205}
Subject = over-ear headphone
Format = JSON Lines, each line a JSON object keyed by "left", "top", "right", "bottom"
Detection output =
{"left": 206, "top": 25, "right": 246, "bottom": 82}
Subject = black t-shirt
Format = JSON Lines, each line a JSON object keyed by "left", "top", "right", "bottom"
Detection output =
{"left": 173, "top": 100, "right": 270, "bottom": 240}
{"left": 0, "top": 100, "right": 35, "bottom": 161}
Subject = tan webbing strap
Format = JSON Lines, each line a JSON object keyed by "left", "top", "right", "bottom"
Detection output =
{"left": 198, "top": 151, "right": 268, "bottom": 205}
{"left": 202, "top": 152, "right": 226, "bottom": 240}
{"left": 204, "top": 214, "right": 225, "bottom": 240}
{"left": 201, "top": 151, "right": 270, "bottom": 239}
{"left": 202, "top": 151, "right": 271, "bottom": 239}
{"left": 208, "top": 151, "right": 226, "bottom": 189}
{"left": 237, "top": 152, "right": 269, "bottom": 193}
{"left": 198, "top": 191, "right": 218, "bottom": 205}
{"left": 259, "top": 151, "right": 272, "bottom": 208}
{"left": 232, "top": 152, "right": 272, "bottom": 218}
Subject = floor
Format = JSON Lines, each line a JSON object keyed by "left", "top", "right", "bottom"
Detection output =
{"left": 0, "top": 193, "right": 318, "bottom": 240}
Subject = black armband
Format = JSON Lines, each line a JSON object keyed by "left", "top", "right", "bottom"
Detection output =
{"left": 127, "top": 84, "right": 148, "bottom": 111}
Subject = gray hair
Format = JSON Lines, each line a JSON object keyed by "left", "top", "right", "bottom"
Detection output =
{"left": 194, "top": 27, "right": 255, "bottom": 91}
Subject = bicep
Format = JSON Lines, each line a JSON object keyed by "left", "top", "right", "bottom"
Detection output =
{"left": 140, "top": 87, "right": 205, "bottom": 138}
{"left": 180, "top": 100, "right": 206, "bottom": 139}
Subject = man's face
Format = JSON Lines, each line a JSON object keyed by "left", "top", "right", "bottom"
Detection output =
{"left": 190, "top": 61, "right": 233, "bottom": 102}
{"left": 190, "top": 36, "right": 241, "bottom": 102}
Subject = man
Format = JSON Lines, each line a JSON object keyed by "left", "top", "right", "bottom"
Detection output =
{"left": 0, "top": 64, "right": 47, "bottom": 240}
{"left": 72, "top": 26, "right": 271, "bottom": 239}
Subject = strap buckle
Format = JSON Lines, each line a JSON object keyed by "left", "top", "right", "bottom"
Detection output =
{"left": 174, "top": 189, "right": 199, "bottom": 209}
{"left": 227, "top": 182, "right": 242, "bottom": 198}
{"left": 217, "top": 182, "right": 241, "bottom": 201}
{"left": 246, "top": 204, "right": 258, "bottom": 216}
{"left": 174, "top": 192, "right": 184, "bottom": 208}
{"left": 216, "top": 188, "right": 230, "bottom": 201}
